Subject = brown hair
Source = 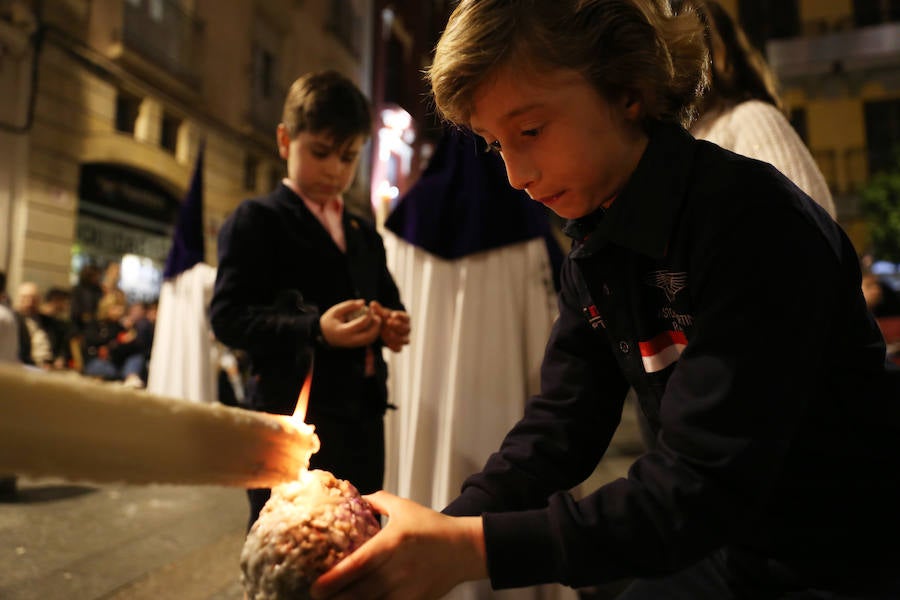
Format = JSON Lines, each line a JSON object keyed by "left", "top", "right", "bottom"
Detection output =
{"left": 694, "top": 0, "right": 782, "bottom": 113}
{"left": 428, "top": 0, "right": 709, "bottom": 129}
{"left": 281, "top": 70, "right": 373, "bottom": 143}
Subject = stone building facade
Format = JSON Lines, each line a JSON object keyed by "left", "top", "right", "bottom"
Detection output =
{"left": 0, "top": 0, "right": 374, "bottom": 300}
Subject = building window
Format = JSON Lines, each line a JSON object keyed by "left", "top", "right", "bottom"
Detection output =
{"left": 115, "top": 91, "right": 142, "bottom": 134}
{"left": 148, "top": 0, "right": 164, "bottom": 22}
{"left": 384, "top": 35, "right": 404, "bottom": 106}
{"left": 161, "top": 112, "right": 181, "bottom": 153}
{"left": 244, "top": 155, "right": 259, "bottom": 192}
{"left": 864, "top": 99, "right": 900, "bottom": 176}
{"left": 76, "top": 163, "right": 180, "bottom": 303}
{"left": 854, "top": 0, "right": 900, "bottom": 27}
{"left": 253, "top": 44, "right": 276, "bottom": 100}
{"left": 327, "top": 0, "right": 361, "bottom": 57}
{"left": 738, "top": 0, "right": 800, "bottom": 52}
{"left": 121, "top": 0, "right": 202, "bottom": 87}
{"left": 248, "top": 25, "right": 284, "bottom": 134}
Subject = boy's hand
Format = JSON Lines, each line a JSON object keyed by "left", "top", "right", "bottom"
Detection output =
{"left": 369, "top": 301, "right": 410, "bottom": 352}
{"left": 320, "top": 300, "right": 382, "bottom": 348}
{"left": 310, "top": 492, "right": 486, "bottom": 600}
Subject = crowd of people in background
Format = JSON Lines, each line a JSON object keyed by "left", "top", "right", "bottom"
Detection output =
{"left": 0, "top": 262, "right": 157, "bottom": 389}
{"left": 0, "top": 262, "right": 159, "bottom": 500}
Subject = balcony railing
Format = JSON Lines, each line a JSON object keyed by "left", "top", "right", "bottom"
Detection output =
{"left": 121, "top": 0, "right": 203, "bottom": 88}
{"left": 767, "top": 21, "right": 900, "bottom": 79}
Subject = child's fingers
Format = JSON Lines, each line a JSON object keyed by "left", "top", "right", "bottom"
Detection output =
{"left": 340, "top": 314, "right": 382, "bottom": 345}
{"left": 326, "top": 299, "right": 367, "bottom": 321}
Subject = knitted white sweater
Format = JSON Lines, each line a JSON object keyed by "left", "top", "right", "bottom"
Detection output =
{"left": 690, "top": 100, "right": 836, "bottom": 218}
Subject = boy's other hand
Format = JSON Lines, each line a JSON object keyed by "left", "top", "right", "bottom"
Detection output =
{"left": 369, "top": 301, "right": 411, "bottom": 352}
{"left": 320, "top": 299, "right": 382, "bottom": 348}
{"left": 310, "top": 492, "right": 487, "bottom": 600}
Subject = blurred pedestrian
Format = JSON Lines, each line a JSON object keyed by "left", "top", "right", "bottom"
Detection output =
{"left": 0, "top": 271, "right": 20, "bottom": 499}
{"left": 38, "top": 287, "right": 75, "bottom": 370}
{"left": 0, "top": 271, "right": 19, "bottom": 365}
{"left": 862, "top": 267, "right": 900, "bottom": 367}
{"left": 14, "top": 282, "right": 53, "bottom": 368}
{"left": 70, "top": 264, "right": 103, "bottom": 333}
{"left": 101, "top": 261, "right": 121, "bottom": 295}
{"left": 123, "top": 301, "right": 155, "bottom": 365}
{"left": 83, "top": 291, "right": 147, "bottom": 388}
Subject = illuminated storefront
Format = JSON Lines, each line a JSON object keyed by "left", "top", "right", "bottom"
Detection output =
{"left": 75, "top": 164, "right": 178, "bottom": 302}
{"left": 371, "top": 104, "right": 415, "bottom": 225}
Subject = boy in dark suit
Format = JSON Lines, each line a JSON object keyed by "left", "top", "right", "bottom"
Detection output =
{"left": 210, "top": 70, "right": 410, "bottom": 529}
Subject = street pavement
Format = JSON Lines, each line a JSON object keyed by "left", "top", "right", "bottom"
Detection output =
{"left": 0, "top": 401, "right": 644, "bottom": 600}
{"left": 0, "top": 479, "right": 247, "bottom": 599}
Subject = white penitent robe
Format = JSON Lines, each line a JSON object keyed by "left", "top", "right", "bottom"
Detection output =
{"left": 147, "top": 263, "right": 218, "bottom": 404}
{"left": 382, "top": 231, "right": 577, "bottom": 600}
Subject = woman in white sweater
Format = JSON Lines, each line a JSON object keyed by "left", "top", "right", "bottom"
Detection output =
{"left": 690, "top": 0, "right": 836, "bottom": 218}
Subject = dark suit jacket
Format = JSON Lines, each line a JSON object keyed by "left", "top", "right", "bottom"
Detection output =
{"left": 209, "top": 184, "right": 404, "bottom": 421}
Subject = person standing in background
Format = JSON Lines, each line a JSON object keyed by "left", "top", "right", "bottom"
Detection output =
{"left": 14, "top": 282, "right": 53, "bottom": 368}
{"left": 38, "top": 287, "right": 75, "bottom": 370}
{"left": 0, "top": 272, "right": 20, "bottom": 499}
{"left": 101, "top": 261, "right": 122, "bottom": 296}
{"left": 123, "top": 300, "right": 155, "bottom": 369}
{"left": 70, "top": 264, "right": 103, "bottom": 333}
{"left": 82, "top": 291, "right": 148, "bottom": 388}
{"left": 210, "top": 70, "right": 410, "bottom": 530}
{"left": 689, "top": 0, "right": 836, "bottom": 218}
{"left": 0, "top": 272, "right": 19, "bottom": 364}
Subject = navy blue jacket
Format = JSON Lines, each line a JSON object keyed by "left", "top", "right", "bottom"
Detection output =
{"left": 444, "top": 125, "right": 900, "bottom": 590}
{"left": 209, "top": 184, "right": 404, "bottom": 421}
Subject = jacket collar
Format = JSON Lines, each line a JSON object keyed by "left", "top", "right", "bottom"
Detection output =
{"left": 275, "top": 182, "right": 310, "bottom": 214}
{"left": 275, "top": 183, "right": 370, "bottom": 258}
{"left": 566, "top": 123, "right": 697, "bottom": 260}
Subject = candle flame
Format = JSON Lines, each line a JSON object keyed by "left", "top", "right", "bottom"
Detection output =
{"left": 287, "top": 369, "right": 319, "bottom": 480}
{"left": 292, "top": 369, "right": 313, "bottom": 424}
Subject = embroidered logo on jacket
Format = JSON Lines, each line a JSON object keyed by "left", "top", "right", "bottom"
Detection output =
{"left": 645, "top": 270, "right": 688, "bottom": 302}
{"left": 645, "top": 269, "right": 694, "bottom": 332}
{"left": 641, "top": 270, "right": 693, "bottom": 372}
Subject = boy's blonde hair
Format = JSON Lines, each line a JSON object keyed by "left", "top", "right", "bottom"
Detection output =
{"left": 428, "top": 0, "right": 709, "bottom": 129}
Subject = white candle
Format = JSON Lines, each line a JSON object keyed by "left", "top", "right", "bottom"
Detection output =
{"left": 0, "top": 363, "right": 320, "bottom": 487}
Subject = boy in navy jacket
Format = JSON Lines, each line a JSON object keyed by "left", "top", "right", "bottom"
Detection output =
{"left": 210, "top": 71, "right": 410, "bottom": 529}
{"left": 310, "top": 2, "right": 900, "bottom": 599}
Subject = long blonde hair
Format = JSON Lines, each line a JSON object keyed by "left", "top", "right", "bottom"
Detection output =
{"left": 97, "top": 290, "right": 126, "bottom": 321}
{"left": 428, "top": 0, "right": 710, "bottom": 129}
